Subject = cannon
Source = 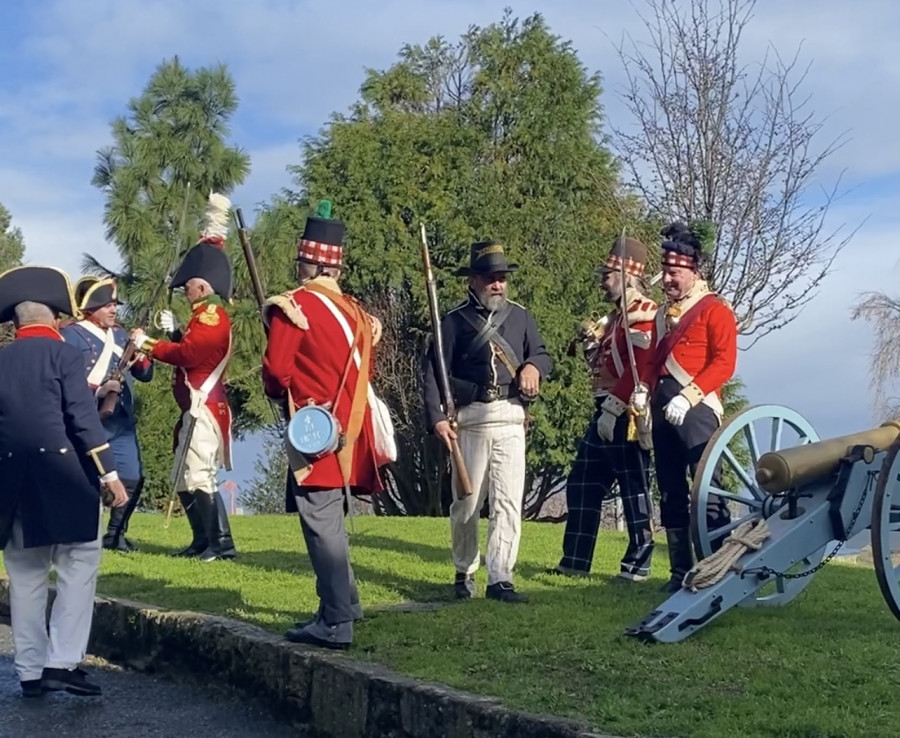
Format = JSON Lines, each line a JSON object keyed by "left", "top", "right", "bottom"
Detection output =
{"left": 624, "top": 404, "right": 900, "bottom": 643}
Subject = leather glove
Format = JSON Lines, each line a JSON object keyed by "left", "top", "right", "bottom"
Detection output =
{"left": 96, "top": 379, "right": 122, "bottom": 398}
{"left": 596, "top": 410, "right": 617, "bottom": 442}
{"left": 664, "top": 394, "right": 691, "bottom": 427}
{"left": 158, "top": 309, "right": 178, "bottom": 333}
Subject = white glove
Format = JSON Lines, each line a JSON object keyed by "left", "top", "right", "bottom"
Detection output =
{"left": 596, "top": 410, "right": 617, "bottom": 442}
{"left": 664, "top": 394, "right": 691, "bottom": 427}
{"left": 158, "top": 309, "right": 178, "bottom": 333}
{"left": 131, "top": 330, "right": 152, "bottom": 353}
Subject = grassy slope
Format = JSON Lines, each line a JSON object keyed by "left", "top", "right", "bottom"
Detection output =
{"left": 5, "top": 513, "right": 900, "bottom": 738}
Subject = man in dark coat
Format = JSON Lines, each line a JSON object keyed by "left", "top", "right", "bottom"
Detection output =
{"left": 62, "top": 276, "right": 154, "bottom": 552}
{"left": 422, "top": 240, "right": 553, "bottom": 603}
{"left": 0, "top": 266, "right": 128, "bottom": 699}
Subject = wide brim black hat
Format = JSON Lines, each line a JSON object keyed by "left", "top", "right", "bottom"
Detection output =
{"left": 454, "top": 240, "right": 519, "bottom": 277}
{"left": 170, "top": 240, "right": 233, "bottom": 300}
{"left": 0, "top": 266, "right": 80, "bottom": 323}
{"left": 74, "top": 276, "right": 123, "bottom": 312}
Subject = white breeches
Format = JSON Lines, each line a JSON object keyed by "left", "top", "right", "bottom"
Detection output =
{"left": 172, "top": 407, "right": 224, "bottom": 495}
{"left": 449, "top": 398, "right": 527, "bottom": 585}
{"left": 2, "top": 511, "right": 102, "bottom": 681}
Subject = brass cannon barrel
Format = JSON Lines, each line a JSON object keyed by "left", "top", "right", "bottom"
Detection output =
{"left": 755, "top": 421, "right": 900, "bottom": 494}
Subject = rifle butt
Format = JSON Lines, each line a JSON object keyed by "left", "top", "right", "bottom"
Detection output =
{"left": 450, "top": 440, "right": 473, "bottom": 499}
{"left": 98, "top": 389, "right": 119, "bottom": 419}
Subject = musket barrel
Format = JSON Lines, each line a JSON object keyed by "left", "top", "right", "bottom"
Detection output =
{"left": 755, "top": 421, "right": 900, "bottom": 493}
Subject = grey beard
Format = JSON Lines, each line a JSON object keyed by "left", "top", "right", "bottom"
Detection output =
{"left": 479, "top": 292, "right": 508, "bottom": 312}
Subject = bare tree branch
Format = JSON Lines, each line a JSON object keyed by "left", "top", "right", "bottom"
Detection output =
{"left": 850, "top": 291, "right": 900, "bottom": 420}
{"left": 609, "top": 0, "right": 858, "bottom": 345}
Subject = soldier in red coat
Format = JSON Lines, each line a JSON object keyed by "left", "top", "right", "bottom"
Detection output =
{"left": 648, "top": 222, "right": 737, "bottom": 591}
{"left": 550, "top": 236, "right": 658, "bottom": 581}
{"left": 261, "top": 199, "right": 385, "bottom": 650}
{"left": 131, "top": 193, "right": 237, "bottom": 562}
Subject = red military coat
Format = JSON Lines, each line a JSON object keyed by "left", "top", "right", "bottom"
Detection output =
{"left": 147, "top": 297, "right": 233, "bottom": 468}
{"left": 571, "top": 290, "right": 656, "bottom": 417}
{"left": 648, "top": 285, "right": 738, "bottom": 416}
{"left": 261, "top": 277, "right": 383, "bottom": 495}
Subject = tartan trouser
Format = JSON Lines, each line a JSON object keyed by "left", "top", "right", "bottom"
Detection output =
{"left": 651, "top": 376, "right": 730, "bottom": 532}
{"left": 558, "top": 401, "right": 655, "bottom": 577}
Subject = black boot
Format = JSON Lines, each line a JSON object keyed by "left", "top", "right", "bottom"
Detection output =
{"left": 660, "top": 527, "right": 694, "bottom": 593}
{"left": 103, "top": 477, "right": 143, "bottom": 552}
{"left": 171, "top": 490, "right": 209, "bottom": 557}
{"left": 196, "top": 491, "right": 237, "bottom": 562}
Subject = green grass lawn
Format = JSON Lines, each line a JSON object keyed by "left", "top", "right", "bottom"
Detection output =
{"left": 5, "top": 513, "right": 900, "bottom": 738}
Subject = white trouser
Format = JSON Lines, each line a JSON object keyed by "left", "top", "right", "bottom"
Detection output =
{"left": 449, "top": 398, "right": 527, "bottom": 585}
{"left": 2, "top": 511, "right": 102, "bottom": 681}
{"left": 172, "top": 407, "right": 223, "bottom": 495}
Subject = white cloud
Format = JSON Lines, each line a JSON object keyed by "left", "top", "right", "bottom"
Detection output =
{"left": 4, "top": 0, "right": 900, "bottom": 474}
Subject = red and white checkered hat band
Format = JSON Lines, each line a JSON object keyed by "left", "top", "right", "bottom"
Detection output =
{"left": 604, "top": 254, "right": 644, "bottom": 277}
{"left": 662, "top": 251, "right": 696, "bottom": 269}
{"left": 297, "top": 239, "right": 343, "bottom": 266}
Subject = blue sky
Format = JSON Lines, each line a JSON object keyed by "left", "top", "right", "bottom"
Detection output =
{"left": 3, "top": 0, "right": 899, "bottom": 494}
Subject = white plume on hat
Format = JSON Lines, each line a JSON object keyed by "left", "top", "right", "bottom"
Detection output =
{"left": 199, "top": 192, "right": 231, "bottom": 241}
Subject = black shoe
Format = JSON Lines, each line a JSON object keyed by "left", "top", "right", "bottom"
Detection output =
{"left": 41, "top": 667, "right": 102, "bottom": 696}
{"left": 21, "top": 679, "right": 46, "bottom": 698}
{"left": 454, "top": 572, "right": 476, "bottom": 599}
{"left": 284, "top": 620, "right": 352, "bottom": 650}
{"left": 295, "top": 605, "right": 363, "bottom": 629}
{"left": 197, "top": 546, "right": 237, "bottom": 563}
{"left": 486, "top": 581, "right": 528, "bottom": 603}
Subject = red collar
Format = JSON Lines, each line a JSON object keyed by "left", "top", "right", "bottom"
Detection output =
{"left": 15, "top": 324, "right": 63, "bottom": 342}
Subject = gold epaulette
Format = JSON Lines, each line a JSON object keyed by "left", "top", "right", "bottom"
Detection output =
{"left": 262, "top": 290, "right": 309, "bottom": 330}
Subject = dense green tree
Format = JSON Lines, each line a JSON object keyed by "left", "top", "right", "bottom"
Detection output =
{"left": 0, "top": 203, "right": 26, "bottom": 347}
{"left": 87, "top": 56, "right": 255, "bottom": 508}
{"left": 252, "top": 10, "right": 647, "bottom": 516}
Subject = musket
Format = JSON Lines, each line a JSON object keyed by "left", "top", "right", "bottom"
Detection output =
{"left": 233, "top": 206, "right": 283, "bottom": 426}
{"left": 99, "top": 182, "right": 193, "bottom": 419}
{"left": 419, "top": 222, "right": 473, "bottom": 500}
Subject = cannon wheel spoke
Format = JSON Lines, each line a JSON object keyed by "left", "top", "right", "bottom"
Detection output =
{"left": 872, "top": 439, "right": 900, "bottom": 621}
{"left": 690, "top": 404, "right": 824, "bottom": 608}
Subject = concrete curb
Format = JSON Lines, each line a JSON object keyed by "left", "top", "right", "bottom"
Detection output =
{"left": 0, "top": 578, "right": 617, "bottom": 738}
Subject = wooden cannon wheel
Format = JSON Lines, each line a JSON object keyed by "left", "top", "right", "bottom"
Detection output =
{"left": 689, "top": 404, "right": 829, "bottom": 607}
{"left": 872, "top": 437, "right": 900, "bottom": 620}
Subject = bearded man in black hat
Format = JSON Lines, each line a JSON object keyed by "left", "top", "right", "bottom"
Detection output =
{"left": 422, "top": 240, "right": 553, "bottom": 603}
{"left": 131, "top": 193, "right": 238, "bottom": 562}
{"left": 0, "top": 265, "right": 129, "bottom": 698}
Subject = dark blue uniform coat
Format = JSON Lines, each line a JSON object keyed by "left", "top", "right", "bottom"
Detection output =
{"left": 0, "top": 325, "right": 117, "bottom": 549}
{"left": 60, "top": 320, "right": 153, "bottom": 480}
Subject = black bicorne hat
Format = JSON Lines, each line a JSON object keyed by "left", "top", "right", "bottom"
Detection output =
{"left": 0, "top": 266, "right": 80, "bottom": 323}
{"left": 170, "top": 241, "right": 233, "bottom": 300}
{"left": 454, "top": 240, "right": 519, "bottom": 277}
{"left": 74, "top": 276, "right": 123, "bottom": 312}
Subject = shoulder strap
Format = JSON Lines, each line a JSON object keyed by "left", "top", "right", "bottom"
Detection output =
{"left": 458, "top": 302, "right": 522, "bottom": 371}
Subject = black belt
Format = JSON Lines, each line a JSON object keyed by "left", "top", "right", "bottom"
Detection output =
{"left": 475, "top": 383, "right": 516, "bottom": 403}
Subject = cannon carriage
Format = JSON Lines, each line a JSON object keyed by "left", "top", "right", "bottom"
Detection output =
{"left": 624, "top": 404, "right": 900, "bottom": 643}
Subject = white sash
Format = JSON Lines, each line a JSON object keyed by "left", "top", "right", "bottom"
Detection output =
{"left": 309, "top": 291, "right": 397, "bottom": 464}
{"left": 77, "top": 320, "right": 123, "bottom": 387}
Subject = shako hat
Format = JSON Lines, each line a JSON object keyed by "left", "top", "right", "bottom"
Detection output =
{"left": 296, "top": 199, "right": 345, "bottom": 267}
